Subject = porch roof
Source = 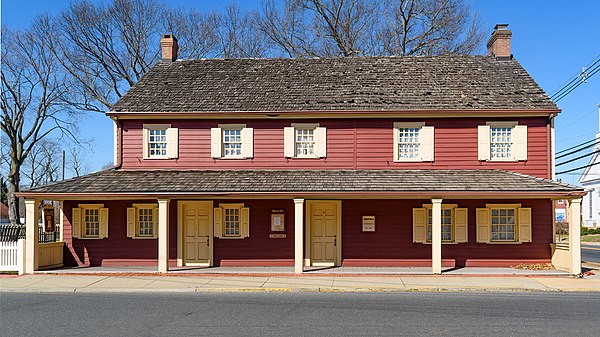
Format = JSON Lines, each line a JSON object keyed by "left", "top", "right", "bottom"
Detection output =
{"left": 18, "top": 169, "right": 585, "bottom": 198}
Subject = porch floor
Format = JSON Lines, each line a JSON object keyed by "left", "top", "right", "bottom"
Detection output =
{"left": 36, "top": 265, "right": 570, "bottom": 276}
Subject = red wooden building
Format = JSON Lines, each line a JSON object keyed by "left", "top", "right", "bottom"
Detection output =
{"left": 20, "top": 24, "right": 586, "bottom": 274}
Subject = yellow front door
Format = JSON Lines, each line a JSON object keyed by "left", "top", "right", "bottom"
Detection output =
{"left": 309, "top": 201, "right": 340, "bottom": 266}
{"left": 181, "top": 201, "right": 212, "bottom": 265}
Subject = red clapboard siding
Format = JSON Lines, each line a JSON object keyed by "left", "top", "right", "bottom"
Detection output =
{"left": 342, "top": 199, "right": 553, "bottom": 267}
{"left": 120, "top": 117, "right": 550, "bottom": 178}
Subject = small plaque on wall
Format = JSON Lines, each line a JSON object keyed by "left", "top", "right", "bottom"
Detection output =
{"left": 270, "top": 209, "right": 286, "bottom": 233}
{"left": 269, "top": 233, "right": 287, "bottom": 239}
{"left": 43, "top": 205, "right": 56, "bottom": 233}
{"left": 362, "top": 215, "right": 375, "bottom": 232}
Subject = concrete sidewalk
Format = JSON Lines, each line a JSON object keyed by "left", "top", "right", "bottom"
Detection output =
{"left": 2, "top": 273, "right": 600, "bottom": 293}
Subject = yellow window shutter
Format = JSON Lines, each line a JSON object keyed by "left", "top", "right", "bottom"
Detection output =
{"left": 210, "top": 127, "right": 222, "bottom": 158}
{"left": 99, "top": 208, "right": 109, "bottom": 239}
{"left": 126, "top": 207, "right": 136, "bottom": 238}
{"left": 284, "top": 127, "right": 295, "bottom": 157}
{"left": 518, "top": 207, "right": 532, "bottom": 243}
{"left": 166, "top": 127, "right": 179, "bottom": 159}
{"left": 478, "top": 125, "right": 490, "bottom": 161}
{"left": 242, "top": 127, "right": 254, "bottom": 158}
{"left": 413, "top": 208, "right": 427, "bottom": 243}
{"left": 142, "top": 128, "right": 149, "bottom": 159}
{"left": 241, "top": 207, "right": 250, "bottom": 238}
{"left": 454, "top": 208, "right": 468, "bottom": 243}
{"left": 476, "top": 208, "right": 490, "bottom": 243}
{"left": 213, "top": 207, "right": 223, "bottom": 238}
{"left": 72, "top": 207, "right": 82, "bottom": 239}
{"left": 393, "top": 127, "right": 399, "bottom": 162}
{"left": 419, "top": 126, "right": 434, "bottom": 162}
{"left": 315, "top": 127, "right": 327, "bottom": 158}
{"left": 152, "top": 207, "right": 159, "bottom": 239}
{"left": 513, "top": 125, "right": 528, "bottom": 161}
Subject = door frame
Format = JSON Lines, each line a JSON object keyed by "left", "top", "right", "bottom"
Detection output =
{"left": 305, "top": 200, "right": 342, "bottom": 267}
{"left": 177, "top": 200, "right": 214, "bottom": 267}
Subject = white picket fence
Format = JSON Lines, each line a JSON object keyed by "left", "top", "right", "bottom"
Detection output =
{"left": 0, "top": 239, "right": 25, "bottom": 274}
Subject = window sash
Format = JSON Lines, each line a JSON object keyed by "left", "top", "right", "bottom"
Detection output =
{"left": 397, "top": 127, "right": 420, "bottom": 160}
{"left": 427, "top": 209, "right": 453, "bottom": 241}
{"left": 84, "top": 208, "right": 100, "bottom": 237}
{"left": 490, "top": 127, "right": 512, "bottom": 159}
{"left": 224, "top": 207, "right": 241, "bottom": 237}
{"left": 137, "top": 208, "right": 154, "bottom": 237}
{"left": 148, "top": 128, "right": 167, "bottom": 157}
{"left": 490, "top": 208, "right": 516, "bottom": 241}
{"left": 222, "top": 128, "right": 243, "bottom": 158}
{"left": 295, "top": 128, "right": 315, "bottom": 157}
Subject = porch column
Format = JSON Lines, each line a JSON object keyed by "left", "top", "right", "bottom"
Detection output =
{"left": 294, "top": 198, "right": 304, "bottom": 274}
{"left": 25, "top": 199, "right": 40, "bottom": 274}
{"left": 58, "top": 201, "right": 64, "bottom": 242}
{"left": 431, "top": 198, "right": 443, "bottom": 274}
{"left": 568, "top": 198, "right": 582, "bottom": 275}
{"left": 158, "top": 199, "right": 170, "bottom": 273}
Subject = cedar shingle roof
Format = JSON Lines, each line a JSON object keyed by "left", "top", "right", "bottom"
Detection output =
{"left": 111, "top": 56, "right": 557, "bottom": 113}
{"left": 21, "top": 169, "right": 582, "bottom": 195}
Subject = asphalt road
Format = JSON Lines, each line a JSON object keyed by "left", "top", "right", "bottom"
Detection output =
{"left": 582, "top": 244, "right": 600, "bottom": 264}
{"left": 2, "top": 292, "right": 599, "bottom": 336}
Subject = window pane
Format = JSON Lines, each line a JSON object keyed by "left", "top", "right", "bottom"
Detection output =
{"left": 491, "top": 127, "right": 512, "bottom": 159}
{"left": 224, "top": 207, "right": 241, "bottom": 236}
{"left": 138, "top": 208, "right": 153, "bottom": 236}
{"left": 84, "top": 208, "right": 99, "bottom": 237}
{"left": 148, "top": 128, "right": 167, "bottom": 157}
{"left": 490, "top": 208, "right": 516, "bottom": 241}
{"left": 223, "top": 129, "right": 242, "bottom": 157}
{"left": 397, "top": 128, "right": 420, "bottom": 159}
{"left": 295, "top": 128, "right": 315, "bottom": 157}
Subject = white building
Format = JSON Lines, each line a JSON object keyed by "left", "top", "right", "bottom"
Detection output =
{"left": 579, "top": 104, "right": 600, "bottom": 227}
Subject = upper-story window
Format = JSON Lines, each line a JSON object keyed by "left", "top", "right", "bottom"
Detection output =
{"left": 284, "top": 124, "right": 326, "bottom": 158}
{"left": 211, "top": 124, "right": 253, "bottom": 159}
{"left": 478, "top": 122, "right": 527, "bottom": 162}
{"left": 142, "top": 124, "right": 179, "bottom": 159}
{"left": 393, "top": 122, "right": 434, "bottom": 162}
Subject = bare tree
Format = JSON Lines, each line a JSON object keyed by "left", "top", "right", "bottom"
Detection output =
{"left": 22, "top": 139, "right": 62, "bottom": 188}
{"left": 1, "top": 23, "right": 77, "bottom": 225}
{"left": 217, "top": 3, "right": 269, "bottom": 58}
{"left": 67, "top": 142, "right": 92, "bottom": 178}
{"left": 378, "top": 0, "right": 484, "bottom": 56}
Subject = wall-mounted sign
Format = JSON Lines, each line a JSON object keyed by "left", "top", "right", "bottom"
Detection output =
{"left": 362, "top": 215, "right": 375, "bottom": 232}
{"left": 269, "top": 233, "right": 287, "bottom": 239}
{"left": 43, "top": 205, "right": 56, "bottom": 233}
{"left": 270, "top": 209, "right": 286, "bottom": 235}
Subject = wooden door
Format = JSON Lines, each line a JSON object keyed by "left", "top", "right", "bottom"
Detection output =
{"left": 310, "top": 201, "right": 340, "bottom": 265}
{"left": 182, "top": 202, "right": 212, "bottom": 265}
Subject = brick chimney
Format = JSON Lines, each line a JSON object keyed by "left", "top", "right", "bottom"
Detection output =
{"left": 160, "top": 34, "right": 178, "bottom": 62}
{"left": 487, "top": 24, "right": 512, "bottom": 60}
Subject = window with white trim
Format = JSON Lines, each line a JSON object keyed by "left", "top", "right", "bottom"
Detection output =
{"left": 478, "top": 122, "right": 527, "bottom": 162}
{"left": 71, "top": 204, "right": 109, "bottom": 239}
{"left": 284, "top": 124, "right": 326, "bottom": 158}
{"left": 213, "top": 204, "right": 250, "bottom": 239}
{"left": 211, "top": 124, "right": 253, "bottom": 159}
{"left": 143, "top": 124, "right": 179, "bottom": 159}
{"left": 476, "top": 204, "right": 532, "bottom": 244}
{"left": 393, "top": 122, "right": 434, "bottom": 162}
{"left": 413, "top": 204, "right": 468, "bottom": 244}
{"left": 127, "top": 204, "right": 158, "bottom": 239}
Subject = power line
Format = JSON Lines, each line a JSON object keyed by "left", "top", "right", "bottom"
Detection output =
{"left": 556, "top": 149, "right": 600, "bottom": 167}
{"left": 555, "top": 139, "right": 599, "bottom": 159}
{"left": 556, "top": 137, "right": 597, "bottom": 155}
{"left": 556, "top": 160, "right": 600, "bottom": 175}
{"left": 550, "top": 54, "right": 600, "bottom": 102}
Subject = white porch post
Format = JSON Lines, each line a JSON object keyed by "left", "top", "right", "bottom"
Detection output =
{"left": 25, "top": 199, "right": 40, "bottom": 274}
{"left": 158, "top": 199, "right": 170, "bottom": 273}
{"left": 59, "top": 201, "right": 64, "bottom": 242}
{"left": 568, "top": 198, "right": 582, "bottom": 275}
{"left": 431, "top": 198, "right": 443, "bottom": 274}
{"left": 294, "top": 198, "right": 304, "bottom": 274}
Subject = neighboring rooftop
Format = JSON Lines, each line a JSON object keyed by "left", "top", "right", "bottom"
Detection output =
{"left": 21, "top": 169, "right": 583, "bottom": 196}
{"left": 110, "top": 56, "right": 558, "bottom": 113}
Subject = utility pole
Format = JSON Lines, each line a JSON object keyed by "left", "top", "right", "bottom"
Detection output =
{"left": 62, "top": 150, "right": 65, "bottom": 180}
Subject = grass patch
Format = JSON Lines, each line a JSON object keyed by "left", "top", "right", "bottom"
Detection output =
{"left": 581, "top": 234, "right": 600, "bottom": 242}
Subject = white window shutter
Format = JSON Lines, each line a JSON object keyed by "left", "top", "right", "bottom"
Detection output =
{"left": 513, "top": 125, "right": 528, "bottom": 161}
{"left": 419, "top": 126, "right": 434, "bottom": 162}
{"left": 211, "top": 128, "right": 222, "bottom": 158}
{"left": 142, "top": 129, "right": 149, "bottom": 159}
{"left": 241, "top": 207, "right": 250, "bottom": 238}
{"left": 72, "top": 208, "right": 81, "bottom": 239}
{"left": 315, "top": 127, "right": 327, "bottom": 158}
{"left": 454, "top": 208, "right": 468, "bottom": 243}
{"left": 126, "top": 207, "right": 136, "bottom": 238}
{"left": 478, "top": 125, "right": 491, "bottom": 161}
{"left": 152, "top": 207, "right": 159, "bottom": 238}
{"left": 413, "top": 208, "right": 427, "bottom": 243}
{"left": 213, "top": 207, "right": 223, "bottom": 238}
{"left": 518, "top": 207, "right": 532, "bottom": 243}
{"left": 242, "top": 128, "right": 254, "bottom": 158}
{"left": 166, "top": 128, "right": 179, "bottom": 159}
{"left": 393, "top": 127, "right": 399, "bottom": 162}
{"left": 476, "top": 208, "right": 490, "bottom": 243}
{"left": 284, "top": 127, "right": 295, "bottom": 158}
{"left": 99, "top": 208, "right": 109, "bottom": 239}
